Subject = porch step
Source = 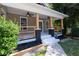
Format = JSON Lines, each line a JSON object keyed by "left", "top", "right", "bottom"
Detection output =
{"left": 41, "top": 35, "right": 60, "bottom": 46}
{"left": 18, "top": 38, "right": 36, "bottom": 44}
{"left": 41, "top": 35, "right": 51, "bottom": 39}
{"left": 18, "top": 34, "right": 60, "bottom": 45}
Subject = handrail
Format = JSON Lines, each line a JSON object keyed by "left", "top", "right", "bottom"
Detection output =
{"left": 19, "top": 26, "right": 36, "bottom": 36}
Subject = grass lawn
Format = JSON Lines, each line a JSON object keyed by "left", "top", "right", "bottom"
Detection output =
{"left": 59, "top": 39, "right": 79, "bottom": 56}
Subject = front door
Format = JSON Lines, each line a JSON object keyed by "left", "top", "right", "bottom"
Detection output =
{"left": 39, "top": 20, "right": 43, "bottom": 33}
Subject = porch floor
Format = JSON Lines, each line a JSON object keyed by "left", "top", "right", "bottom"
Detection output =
{"left": 19, "top": 33, "right": 35, "bottom": 40}
{"left": 18, "top": 32, "right": 62, "bottom": 44}
{"left": 17, "top": 32, "right": 62, "bottom": 51}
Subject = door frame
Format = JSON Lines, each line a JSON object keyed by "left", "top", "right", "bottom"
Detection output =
{"left": 45, "top": 20, "right": 49, "bottom": 30}
{"left": 39, "top": 20, "right": 44, "bottom": 32}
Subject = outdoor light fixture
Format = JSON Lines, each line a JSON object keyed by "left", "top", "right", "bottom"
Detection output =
{"left": 26, "top": 12, "right": 34, "bottom": 17}
{"left": 26, "top": 12, "right": 30, "bottom": 17}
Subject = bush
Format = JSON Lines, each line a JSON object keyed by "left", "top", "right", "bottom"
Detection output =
{"left": 71, "top": 27, "right": 79, "bottom": 37}
{"left": 0, "top": 16, "right": 19, "bottom": 56}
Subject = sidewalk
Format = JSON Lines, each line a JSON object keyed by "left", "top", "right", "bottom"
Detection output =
{"left": 23, "top": 43, "right": 66, "bottom": 56}
{"left": 45, "top": 43, "right": 66, "bottom": 56}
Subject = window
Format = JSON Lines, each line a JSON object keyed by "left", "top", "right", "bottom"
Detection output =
{"left": 20, "top": 17, "right": 27, "bottom": 32}
{"left": 20, "top": 17, "right": 27, "bottom": 26}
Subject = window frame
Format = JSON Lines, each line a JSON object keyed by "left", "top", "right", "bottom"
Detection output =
{"left": 20, "top": 16, "right": 28, "bottom": 31}
{"left": 20, "top": 16, "right": 28, "bottom": 26}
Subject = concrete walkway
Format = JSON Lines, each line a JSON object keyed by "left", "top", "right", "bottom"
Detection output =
{"left": 22, "top": 43, "right": 66, "bottom": 56}
{"left": 22, "top": 35, "right": 66, "bottom": 56}
{"left": 45, "top": 43, "right": 66, "bottom": 56}
{"left": 41, "top": 35, "right": 66, "bottom": 56}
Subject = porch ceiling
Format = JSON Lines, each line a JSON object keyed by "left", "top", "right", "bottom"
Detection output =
{"left": 1, "top": 3, "right": 69, "bottom": 19}
{"left": 6, "top": 6, "right": 48, "bottom": 20}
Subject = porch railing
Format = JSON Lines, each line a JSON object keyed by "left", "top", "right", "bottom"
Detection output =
{"left": 19, "top": 26, "right": 36, "bottom": 37}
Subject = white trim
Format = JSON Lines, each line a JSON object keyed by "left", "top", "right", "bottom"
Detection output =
{"left": 20, "top": 16, "right": 28, "bottom": 31}
{"left": 18, "top": 38, "right": 36, "bottom": 44}
{"left": 1, "top": 3, "right": 69, "bottom": 19}
{"left": 36, "top": 4, "right": 69, "bottom": 17}
{"left": 45, "top": 20, "right": 49, "bottom": 31}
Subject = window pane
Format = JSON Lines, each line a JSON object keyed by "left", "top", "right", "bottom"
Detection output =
{"left": 21, "top": 18, "right": 27, "bottom": 26}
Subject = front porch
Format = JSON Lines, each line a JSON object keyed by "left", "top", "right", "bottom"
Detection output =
{"left": 1, "top": 3, "right": 68, "bottom": 46}
{"left": 18, "top": 14, "right": 64, "bottom": 44}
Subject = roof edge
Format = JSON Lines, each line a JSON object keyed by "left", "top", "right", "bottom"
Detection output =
{"left": 35, "top": 4, "right": 69, "bottom": 18}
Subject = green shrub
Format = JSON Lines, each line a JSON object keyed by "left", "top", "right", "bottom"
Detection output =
{"left": 0, "top": 16, "right": 19, "bottom": 56}
{"left": 71, "top": 27, "right": 79, "bottom": 37}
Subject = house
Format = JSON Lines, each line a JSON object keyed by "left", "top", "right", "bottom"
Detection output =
{"left": 0, "top": 3, "right": 68, "bottom": 45}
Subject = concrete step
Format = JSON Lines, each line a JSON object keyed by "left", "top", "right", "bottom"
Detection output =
{"left": 18, "top": 38, "right": 36, "bottom": 44}
{"left": 41, "top": 35, "right": 60, "bottom": 46}
{"left": 41, "top": 35, "right": 51, "bottom": 39}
